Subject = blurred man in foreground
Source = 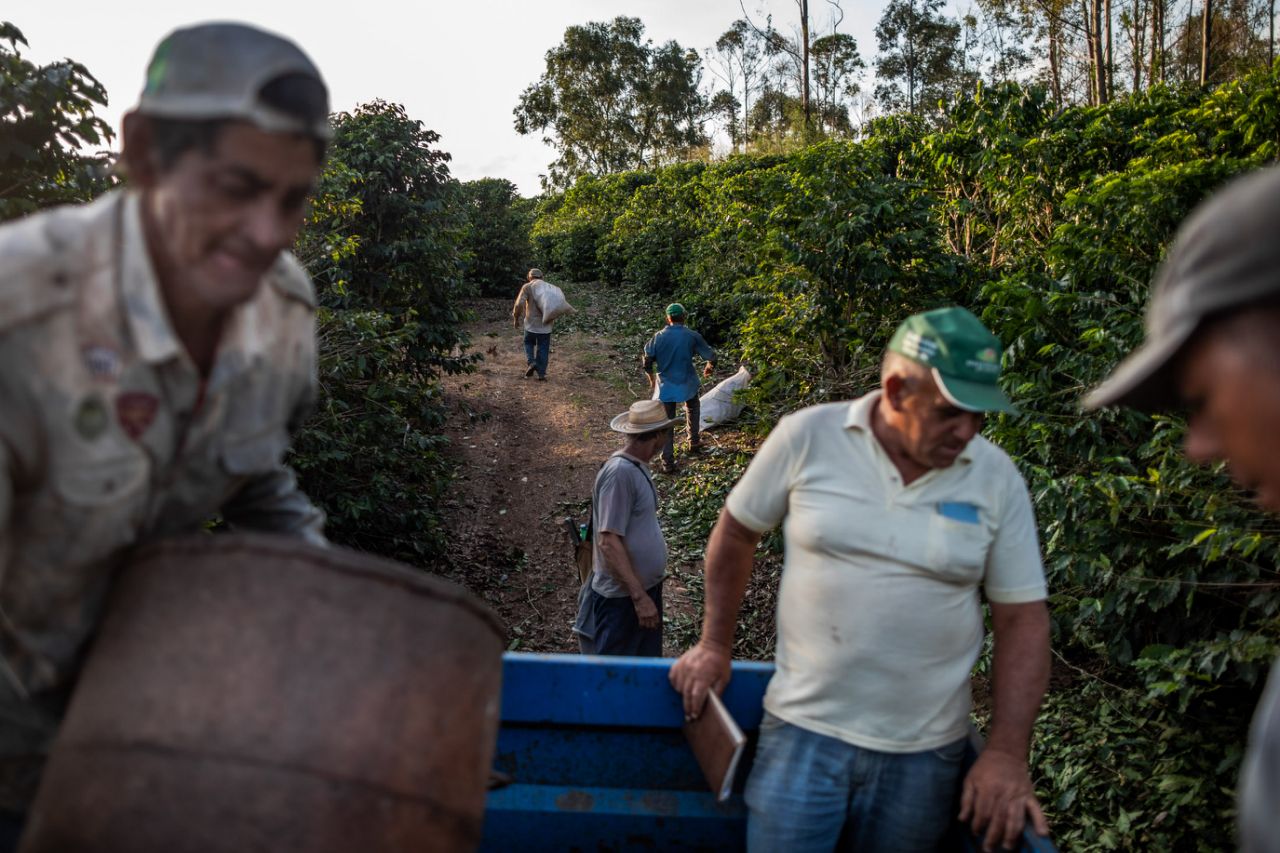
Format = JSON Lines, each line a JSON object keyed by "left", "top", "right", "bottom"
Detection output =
{"left": 1084, "top": 166, "right": 1280, "bottom": 853}
{"left": 0, "top": 21, "right": 330, "bottom": 837}
{"left": 671, "top": 307, "right": 1051, "bottom": 852}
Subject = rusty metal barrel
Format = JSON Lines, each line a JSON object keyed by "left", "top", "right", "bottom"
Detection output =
{"left": 20, "top": 533, "right": 505, "bottom": 853}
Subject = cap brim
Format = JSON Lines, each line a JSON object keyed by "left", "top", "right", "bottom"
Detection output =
{"left": 609, "top": 413, "right": 680, "bottom": 433}
{"left": 932, "top": 369, "right": 1019, "bottom": 414}
{"left": 1081, "top": 320, "right": 1196, "bottom": 412}
{"left": 137, "top": 97, "right": 332, "bottom": 140}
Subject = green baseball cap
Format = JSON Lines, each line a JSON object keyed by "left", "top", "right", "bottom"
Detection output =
{"left": 665, "top": 303, "right": 686, "bottom": 318}
{"left": 889, "top": 307, "right": 1017, "bottom": 414}
{"left": 137, "top": 22, "right": 330, "bottom": 140}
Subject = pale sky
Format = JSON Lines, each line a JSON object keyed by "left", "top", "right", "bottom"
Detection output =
{"left": 15, "top": 0, "right": 894, "bottom": 196}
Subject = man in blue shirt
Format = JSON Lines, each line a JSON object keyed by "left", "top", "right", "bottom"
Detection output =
{"left": 643, "top": 304, "right": 717, "bottom": 473}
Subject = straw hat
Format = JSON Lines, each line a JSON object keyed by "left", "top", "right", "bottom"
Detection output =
{"left": 609, "top": 400, "right": 680, "bottom": 434}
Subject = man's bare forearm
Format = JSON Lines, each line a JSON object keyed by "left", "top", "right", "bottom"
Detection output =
{"left": 700, "top": 509, "right": 762, "bottom": 652}
{"left": 511, "top": 286, "right": 526, "bottom": 322}
{"left": 987, "top": 600, "right": 1051, "bottom": 758}
{"left": 598, "top": 532, "right": 647, "bottom": 599}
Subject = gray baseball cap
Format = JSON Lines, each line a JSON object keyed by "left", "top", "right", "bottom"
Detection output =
{"left": 137, "top": 22, "right": 330, "bottom": 140}
{"left": 1083, "top": 166, "right": 1280, "bottom": 411}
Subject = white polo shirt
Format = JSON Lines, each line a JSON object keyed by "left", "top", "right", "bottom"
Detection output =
{"left": 725, "top": 391, "right": 1046, "bottom": 752}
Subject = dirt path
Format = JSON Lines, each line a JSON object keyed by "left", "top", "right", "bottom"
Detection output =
{"left": 438, "top": 286, "right": 696, "bottom": 653}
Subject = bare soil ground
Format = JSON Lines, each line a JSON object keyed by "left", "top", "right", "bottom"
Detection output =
{"left": 437, "top": 286, "right": 698, "bottom": 653}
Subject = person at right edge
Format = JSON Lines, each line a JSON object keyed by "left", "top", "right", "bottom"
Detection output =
{"left": 643, "top": 303, "right": 715, "bottom": 474}
{"left": 671, "top": 307, "right": 1052, "bottom": 852}
{"left": 1084, "top": 165, "right": 1280, "bottom": 853}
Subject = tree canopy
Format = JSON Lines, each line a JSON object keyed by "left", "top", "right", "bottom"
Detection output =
{"left": 514, "top": 16, "right": 708, "bottom": 189}
{"left": 458, "top": 177, "right": 533, "bottom": 296}
{"left": 874, "top": 0, "right": 963, "bottom": 114}
{"left": 0, "top": 21, "right": 114, "bottom": 222}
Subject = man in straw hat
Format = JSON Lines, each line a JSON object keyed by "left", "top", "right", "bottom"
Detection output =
{"left": 671, "top": 306, "right": 1051, "bottom": 852}
{"left": 1083, "top": 165, "right": 1280, "bottom": 853}
{"left": 0, "top": 21, "right": 331, "bottom": 832}
{"left": 572, "top": 400, "right": 677, "bottom": 656}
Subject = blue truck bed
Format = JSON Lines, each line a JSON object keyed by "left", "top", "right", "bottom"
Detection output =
{"left": 482, "top": 653, "right": 1055, "bottom": 852}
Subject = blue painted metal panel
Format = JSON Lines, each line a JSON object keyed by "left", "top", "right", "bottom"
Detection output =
{"left": 498, "top": 652, "right": 774, "bottom": 728}
{"left": 487, "top": 782, "right": 743, "bottom": 820}
{"left": 494, "top": 726, "right": 718, "bottom": 789}
{"left": 485, "top": 653, "right": 1057, "bottom": 853}
{"left": 484, "top": 783, "right": 744, "bottom": 852}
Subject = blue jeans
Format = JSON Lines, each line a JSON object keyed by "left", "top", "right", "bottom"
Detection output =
{"left": 523, "top": 331, "right": 551, "bottom": 377}
{"left": 745, "top": 713, "right": 966, "bottom": 852}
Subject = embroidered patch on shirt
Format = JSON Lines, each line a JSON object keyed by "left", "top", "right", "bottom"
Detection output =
{"left": 74, "top": 394, "right": 109, "bottom": 441}
{"left": 116, "top": 391, "right": 159, "bottom": 441}
{"left": 937, "top": 501, "right": 981, "bottom": 524}
{"left": 82, "top": 344, "right": 122, "bottom": 382}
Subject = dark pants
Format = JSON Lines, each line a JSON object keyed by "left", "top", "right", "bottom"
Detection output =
{"left": 523, "top": 331, "right": 551, "bottom": 377}
{"left": 662, "top": 398, "right": 701, "bottom": 467}
{"left": 0, "top": 811, "right": 23, "bottom": 852}
{"left": 590, "top": 583, "right": 663, "bottom": 657}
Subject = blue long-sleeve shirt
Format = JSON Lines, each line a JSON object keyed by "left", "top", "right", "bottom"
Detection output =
{"left": 643, "top": 323, "right": 716, "bottom": 403}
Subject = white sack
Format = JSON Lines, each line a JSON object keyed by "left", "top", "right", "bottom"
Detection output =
{"left": 536, "top": 283, "right": 575, "bottom": 323}
{"left": 699, "top": 366, "right": 751, "bottom": 430}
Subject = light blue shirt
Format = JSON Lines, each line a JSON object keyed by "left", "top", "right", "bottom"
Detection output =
{"left": 643, "top": 324, "right": 716, "bottom": 403}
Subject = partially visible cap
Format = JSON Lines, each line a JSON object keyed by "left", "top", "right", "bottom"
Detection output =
{"left": 528, "top": 268, "right": 543, "bottom": 279}
{"left": 889, "top": 306, "right": 1017, "bottom": 414}
{"left": 137, "top": 22, "right": 330, "bottom": 140}
{"left": 665, "top": 303, "right": 685, "bottom": 318}
{"left": 1084, "top": 166, "right": 1280, "bottom": 411}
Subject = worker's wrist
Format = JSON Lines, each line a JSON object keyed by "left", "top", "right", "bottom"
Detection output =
{"left": 698, "top": 636, "right": 733, "bottom": 656}
{"left": 982, "top": 735, "right": 1030, "bottom": 763}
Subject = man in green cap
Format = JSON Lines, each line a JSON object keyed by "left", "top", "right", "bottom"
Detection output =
{"left": 671, "top": 306, "right": 1050, "bottom": 852}
{"left": 0, "top": 21, "right": 330, "bottom": 835}
{"left": 642, "top": 302, "right": 717, "bottom": 473}
{"left": 1084, "top": 166, "right": 1280, "bottom": 853}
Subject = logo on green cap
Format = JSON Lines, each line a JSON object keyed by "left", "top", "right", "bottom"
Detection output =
{"left": 898, "top": 330, "right": 940, "bottom": 363}
{"left": 888, "top": 307, "right": 1017, "bottom": 414}
{"left": 965, "top": 346, "right": 1000, "bottom": 375}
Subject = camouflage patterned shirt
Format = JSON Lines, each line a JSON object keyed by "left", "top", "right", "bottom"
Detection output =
{"left": 0, "top": 189, "right": 326, "bottom": 807}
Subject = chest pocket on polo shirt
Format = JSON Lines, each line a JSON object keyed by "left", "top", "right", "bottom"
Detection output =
{"left": 47, "top": 454, "right": 149, "bottom": 566}
{"left": 924, "top": 502, "right": 994, "bottom": 585}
